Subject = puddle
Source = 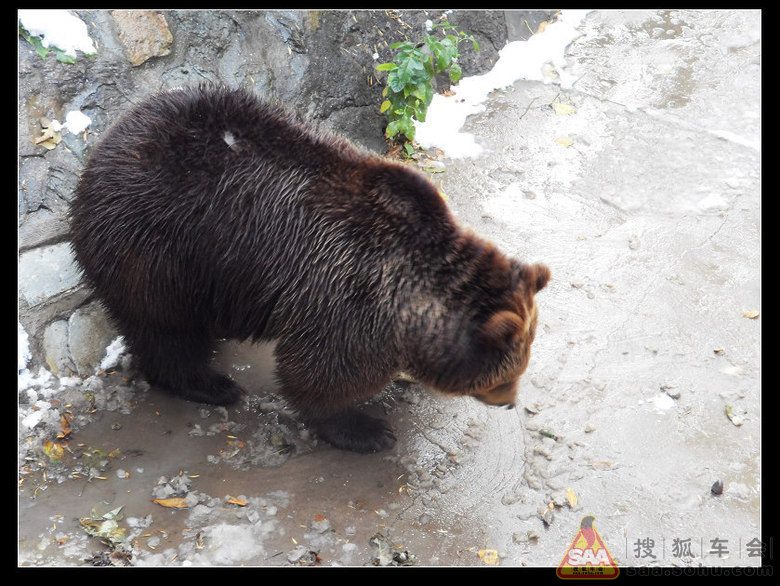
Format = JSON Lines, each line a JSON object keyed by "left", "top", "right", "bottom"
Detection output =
{"left": 18, "top": 341, "right": 498, "bottom": 566}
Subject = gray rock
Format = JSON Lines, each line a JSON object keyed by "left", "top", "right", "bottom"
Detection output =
{"left": 67, "top": 302, "right": 118, "bottom": 375}
{"left": 18, "top": 243, "right": 81, "bottom": 307}
{"left": 42, "top": 320, "right": 75, "bottom": 377}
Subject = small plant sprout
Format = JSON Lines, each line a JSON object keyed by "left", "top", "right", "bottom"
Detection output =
{"left": 377, "top": 20, "right": 479, "bottom": 151}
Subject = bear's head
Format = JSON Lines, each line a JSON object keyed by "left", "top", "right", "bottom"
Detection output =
{"left": 404, "top": 259, "right": 551, "bottom": 409}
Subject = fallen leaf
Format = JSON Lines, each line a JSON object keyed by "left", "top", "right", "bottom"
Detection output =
{"left": 725, "top": 404, "right": 747, "bottom": 426}
{"left": 225, "top": 497, "right": 247, "bottom": 507}
{"left": 590, "top": 460, "right": 614, "bottom": 470}
{"left": 58, "top": 415, "right": 72, "bottom": 439}
{"left": 80, "top": 507, "right": 127, "bottom": 544}
{"left": 555, "top": 136, "right": 574, "bottom": 147}
{"left": 34, "top": 118, "right": 62, "bottom": 150}
{"left": 315, "top": 513, "right": 326, "bottom": 522}
{"left": 742, "top": 309, "right": 759, "bottom": 319}
{"left": 478, "top": 549, "right": 500, "bottom": 565}
{"left": 153, "top": 497, "right": 189, "bottom": 509}
{"left": 566, "top": 486, "right": 578, "bottom": 507}
{"left": 552, "top": 102, "right": 576, "bottom": 115}
{"left": 43, "top": 440, "right": 65, "bottom": 462}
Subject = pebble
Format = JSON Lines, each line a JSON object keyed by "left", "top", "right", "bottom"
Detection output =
{"left": 311, "top": 517, "right": 331, "bottom": 533}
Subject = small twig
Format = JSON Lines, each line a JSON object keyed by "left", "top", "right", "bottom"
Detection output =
{"left": 518, "top": 96, "right": 540, "bottom": 120}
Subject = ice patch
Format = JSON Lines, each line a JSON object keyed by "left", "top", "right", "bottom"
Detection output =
{"left": 51, "top": 110, "right": 92, "bottom": 134}
{"left": 697, "top": 192, "right": 729, "bottom": 212}
{"left": 651, "top": 393, "right": 676, "bottom": 412}
{"left": 18, "top": 322, "right": 31, "bottom": 373}
{"left": 100, "top": 336, "right": 127, "bottom": 371}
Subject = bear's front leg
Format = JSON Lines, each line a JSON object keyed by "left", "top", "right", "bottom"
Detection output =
{"left": 312, "top": 409, "right": 396, "bottom": 453}
{"left": 274, "top": 337, "right": 398, "bottom": 452}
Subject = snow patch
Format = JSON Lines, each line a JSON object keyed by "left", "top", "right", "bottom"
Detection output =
{"left": 100, "top": 336, "right": 127, "bottom": 371}
{"left": 51, "top": 110, "right": 92, "bottom": 134}
{"left": 414, "top": 10, "right": 590, "bottom": 158}
{"left": 18, "top": 9, "right": 96, "bottom": 58}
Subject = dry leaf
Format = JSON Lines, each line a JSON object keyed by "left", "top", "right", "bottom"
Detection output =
{"left": 57, "top": 414, "right": 73, "bottom": 439}
{"left": 153, "top": 497, "right": 189, "bottom": 509}
{"left": 742, "top": 310, "right": 759, "bottom": 319}
{"left": 80, "top": 507, "right": 126, "bottom": 544}
{"left": 226, "top": 497, "right": 247, "bottom": 507}
{"left": 590, "top": 460, "right": 614, "bottom": 470}
{"left": 34, "top": 118, "right": 62, "bottom": 150}
{"left": 43, "top": 440, "right": 65, "bottom": 462}
{"left": 315, "top": 514, "right": 326, "bottom": 522}
{"left": 552, "top": 102, "right": 576, "bottom": 115}
{"left": 566, "top": 486, "right": 578, "bottom": 507}
{"left": 555, "top": 136, "right": 574, "bottom": 147}
{"left": 478, "top": 549, "right": 500, "bottom": 565}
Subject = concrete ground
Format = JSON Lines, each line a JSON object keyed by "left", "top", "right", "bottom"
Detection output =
{"left": 19, "top": 9, "right": 761, "bottom": 569}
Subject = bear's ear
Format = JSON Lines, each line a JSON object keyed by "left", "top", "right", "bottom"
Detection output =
{"left": 517, "top": 262, "right": 551, "bottom": 294}
{"left": 481, "top": 310, "right": 525, "bottom": 350}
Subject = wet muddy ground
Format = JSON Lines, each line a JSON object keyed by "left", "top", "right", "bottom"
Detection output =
{"left": 19, "top": 10, "right": 761, "bottom": 568}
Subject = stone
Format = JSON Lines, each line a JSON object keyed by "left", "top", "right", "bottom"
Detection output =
{"left": 18, "top": 243, "right": 81, "bottom": 307}
{"left": 42, "top": 320, "right": 75, "bottom": 376}
{"left": 111, "top": 10, "right": 173, "bottom": 66}
{"left": 67, "top": 303, "right": 118, "bottom": 376}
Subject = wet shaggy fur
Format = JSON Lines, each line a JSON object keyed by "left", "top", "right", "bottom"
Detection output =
{"left": 70, "top": 85, "right": 550, "bottom": 453}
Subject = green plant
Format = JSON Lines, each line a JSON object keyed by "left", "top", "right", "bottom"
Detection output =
{"left": 377, "top": 22, "right": 479, "bottom": 149}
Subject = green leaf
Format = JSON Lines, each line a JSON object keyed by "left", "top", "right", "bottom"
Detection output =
{"left": 397, "top": 117, "right": 416, "bottom": 141}
{"left": 376, "top": 62, "right": 398, "bottom": 71}
{"left": 449, "top": 62, "right": 462, "bottom": 84}
{"left": 410, "top": 84, "right": 433, "bottom": 107}
{"left": 394, "top": 56, "right": 428, "bottom": 91}
{"left": 55, "top": 51, "right": 77, "bottom": 64}
{"left": 387, "top": 70, "right": 405, "bottom": 93}
{"left": 385, "top": 120, "right": 400, "bottom": 138}
{"left": 390, "top": 40, "right": 414, "bottom": 51}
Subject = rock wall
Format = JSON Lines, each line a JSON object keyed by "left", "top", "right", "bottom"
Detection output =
{"left": 18, "top": 9, "right": 554, "bottom": 381}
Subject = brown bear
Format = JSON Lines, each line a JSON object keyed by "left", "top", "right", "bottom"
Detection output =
{"left": 69, "top": 85, "right": 550, "bottom": 453}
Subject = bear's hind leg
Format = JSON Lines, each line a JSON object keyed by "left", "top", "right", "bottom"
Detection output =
{"left": 312, "top": 410, "right": 397, "bottom": 453}
{"left": 128, "top": 329, "right": 243, "bottom": 406}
